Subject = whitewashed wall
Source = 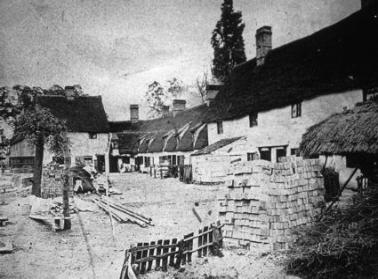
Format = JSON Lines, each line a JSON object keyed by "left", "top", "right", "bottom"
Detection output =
{"left": 208, "top": 90, "right": 362, "bottom": 152}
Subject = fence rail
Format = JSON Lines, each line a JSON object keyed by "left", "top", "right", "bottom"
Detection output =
{"left": 120, "top": 221, "right": 223, "bottom": 278}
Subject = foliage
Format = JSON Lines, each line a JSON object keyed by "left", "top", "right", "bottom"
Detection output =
{"left": 14, "top": 106, "right": 69, "bottom": 155}
{"left": 145, "top": 78, "right": 184, "bottom": 118}
{"left": 211, "top": 0, "right": 246, "bottom": 82}
{"left": 286, "top": 188, "right": 378, "bottom": 279}
{"left": 194, "top": 72, "right": 209, "bottom": 104}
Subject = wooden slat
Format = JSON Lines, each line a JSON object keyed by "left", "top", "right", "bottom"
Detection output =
{"left": 175, "top": 240, "right": 184, "bottom": 268}
{"left": 197, "top": 229, "right": 202, "bottom": 258}
{"left": 203, "top": 226, "right": 209, "bottom": 256}
{"left": 136, "top": 243, "right": 143, "bottom": 273}
{"left": 140, "top": 242, "right": 149, "bottom": 274}
{"left": 169, "top": 238, "right": 177, "bottom": 267}
{"left": 155, "top": 240, "right": 163, "bottom": 270}
{"left": 162, "top": 239, "right": 170, "bottom": 271}
{"left": 187, "top": 232, "right": 194, "bottom": 263}
{"left": 147, "top": 241, "right": 155, "bottom": 271}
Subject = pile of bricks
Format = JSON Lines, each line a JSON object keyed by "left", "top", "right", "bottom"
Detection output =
{"left": 218, "top": 156, "right": 324, "bottom": 250}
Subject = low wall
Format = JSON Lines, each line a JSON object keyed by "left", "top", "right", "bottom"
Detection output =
{"left": 218, "top": 157, "right": 324, "bottom": 250}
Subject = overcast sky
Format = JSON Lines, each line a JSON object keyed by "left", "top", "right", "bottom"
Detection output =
{"left": 0, "top": 0, "right": 361, "bottom": 120}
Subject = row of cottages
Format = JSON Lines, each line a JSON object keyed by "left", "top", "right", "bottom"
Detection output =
{"left": 9, "top": 91, "right": 110, "bottom": 172}
{"left": 192, "top": 1, "right": 378, "bottom": 185}
{"left": 109, "top": 99, "right": 219, "bottom": 173}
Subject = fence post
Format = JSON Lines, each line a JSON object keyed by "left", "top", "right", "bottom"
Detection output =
{"left": 175, "top": 240, "right": 184, "bottom": 268}
{"left": 140, "top": 242, "right": 149, "bottom": 274}
{"left": 147, "top": 241, "right": 155, "bottom": 271}
{"left": 162, "top": 239, "right": 170, "bottom": 271}
{"left": 169, "top": 238, "right": 177, "bottom": 267}
{"left": 198, "top": 229, "right": 203, "bottom": 258}
{"left": 155, "top": 240, "right": 163, "bottom": 271}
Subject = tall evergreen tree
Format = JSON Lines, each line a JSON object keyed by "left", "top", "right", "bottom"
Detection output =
{"left": 211, "top": 0, "right": 247, "bottom": 82}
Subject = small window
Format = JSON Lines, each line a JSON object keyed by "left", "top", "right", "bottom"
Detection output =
{"left": 291, "top": 148, "right": 300, "bottom": 157}
{"left": 247, "top": 152, "right": 259, "bottom": 161}
{"left": 276, "top": 147, "right": 287, "bottom": 163}
{"left": 249, "top": 112, "right": 258, "bottom": 127}
{"left": 291, "top": 102, "right": 302, "bottom": 118}
{"left": 89, "top": 133, "right": 97, "bottom": 139}
{"left": 259, "top": 147, "right": 271, "bottom": 162}
{"left": 217, "top": 120, "right": 223, "bottom": 134}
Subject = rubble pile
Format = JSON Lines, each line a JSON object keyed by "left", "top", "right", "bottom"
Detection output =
{"left": 219, "top": 156, "right": 324, "bottom": 250}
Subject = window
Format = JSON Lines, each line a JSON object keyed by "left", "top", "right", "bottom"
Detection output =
{"left": 249, "top": 112, "right": 258, "bottom": 127}
{"left": 217, "top": 121, "right": 223, "bottom": 134}
{"left": 291, "top": 102, "right": 302, "bottom": 118}
{"left": 89, "top": 133, "right": 97, "bottom": 139}
{"left": 247, "top": 152, "right": 259, "bottom": 161}
{"left": 276, "top": 147, "right": 287, "bottom": 162}
{"left": 259, "top": 147, "right": 271, "bottom": 161}
{"left": 144, "top": 157, "right": 151, "bottom": 168}
{"left": 291, "top": 148, "right": 300, "bottom": 157}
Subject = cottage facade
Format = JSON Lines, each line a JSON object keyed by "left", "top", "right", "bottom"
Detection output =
{"left": 9, "top": 95, "right": 110, "bottom": 172}
{"left": 193, "top": 3, "right": 378, "bottom": 184}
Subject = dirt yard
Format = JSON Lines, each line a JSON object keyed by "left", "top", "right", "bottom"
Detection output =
{"left": 0, "top": 172, "right": 293, "bottom": 279}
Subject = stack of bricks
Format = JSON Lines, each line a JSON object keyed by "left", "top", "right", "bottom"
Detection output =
{"left": 218, "top": 156, "right": 324, "bottom": 251}
{"left": 41, "top": 163, "right": 72, "bottom": 198}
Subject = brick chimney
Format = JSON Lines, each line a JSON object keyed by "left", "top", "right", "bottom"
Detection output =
{"left": 256, "top": 26, "right": 272, "bottom": 66}
{"left": 205, "top": 84, "right": 222, "bottom": 107}
{"left": 172, "top": 99, "right": 186, "bottom": 117}
{"left": 64, "top": 86, "right": 75, "bottom": 100}
{"left": 130, "top": 104, "right": 139, "bottom": 123}
{"left": 162, "top": 105, "right": 170, "bottom": 118}
{"left": 361, "top": 0, "right": 375, "bottom": 8}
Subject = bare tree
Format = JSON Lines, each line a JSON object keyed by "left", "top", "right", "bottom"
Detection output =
{"left": 195, "top": 72, "right": 209, "bottom": 104}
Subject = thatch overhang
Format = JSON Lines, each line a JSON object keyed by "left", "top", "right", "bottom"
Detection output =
{"left": 300, "top": 101, "right": 378, "bottom": 157}
{"left": 215, "top": 3, "right": 378, "bottom": 121}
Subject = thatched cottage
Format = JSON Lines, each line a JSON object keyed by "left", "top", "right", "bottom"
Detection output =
{"left": 195, "top": 2, "right": 378, "bottom": 184}
{"left": 9, "top": 94, "right": 110, "bottom": 171}
{"left": 109, "top": 101, "right": 218, "bottom": 173}
{"left": 300, "top": 101, "right": 378, "bottom": 185}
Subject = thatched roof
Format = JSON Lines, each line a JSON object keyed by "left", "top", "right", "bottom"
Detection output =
{"left": 300, "top": 101, "right": 378, "bottom": 156}
{"left": 114, "top": 104, "right": 218, "bottom": 154}
{"left": 37, "top": 95, "right": 109, "bottom": 133}
{"left": 215, "top": 3, "right": 378, "bottom": 120}
{"left": 192, "top": 137, "right": 242, "bottom": 156}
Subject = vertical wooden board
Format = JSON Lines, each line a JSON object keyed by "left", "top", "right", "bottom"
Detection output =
{"left": 169, "top": 238, "right": 177, "bottom": 267}
{"left": 175, "top": 240, "right": 184, "bottom": 268}
{"left": 209, "top": 225, "right": 214, "bottom": 251}
{"left": 162, "top": 239, "right": 170, "bottom": 272}
{"left": 198, "top": 229, "right": 203, "bottom": 258}
{"left": 140, "top": 242, "right": 149, "bottom": 274}
{"left": 155, "top": 240, "right": 163, "bottom": 270}
{"left": 203, "top": 226, "right": 209, "bottom": 256}
{"left": 136, "top": 243, "right": 143, "bottom": 273}
{"left": 147, "top": 241, "right": 155, "bottom": 271}
{"left": 187, "top": 232, "right": 194, "bottom": 263}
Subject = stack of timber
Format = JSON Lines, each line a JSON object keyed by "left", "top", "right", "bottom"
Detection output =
{"left": 92, "top": 196, "right": 153, "bottom": 228}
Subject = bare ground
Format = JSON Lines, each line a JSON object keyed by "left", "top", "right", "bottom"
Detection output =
{"left": 0, "top": 172, "right": 293, "bottom": 279}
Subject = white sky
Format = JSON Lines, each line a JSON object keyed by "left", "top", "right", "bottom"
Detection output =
{"left": 0, "top": 0, "right": 361, "bottom": 120}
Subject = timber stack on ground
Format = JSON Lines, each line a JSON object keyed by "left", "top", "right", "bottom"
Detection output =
{"left": 219, "top": 157, "right": 324, "bottom": 250}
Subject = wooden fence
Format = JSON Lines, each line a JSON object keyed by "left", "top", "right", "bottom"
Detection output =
{"left": 148, "top": 165, "right": 192, "bottom": 184}
{"left": 120, "top": 222, "right": 223, "bottom": 278}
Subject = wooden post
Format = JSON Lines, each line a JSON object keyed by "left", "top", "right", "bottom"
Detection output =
{"left": 169, "top": 238, "right": 177, "bottom": 267}
{"left": 147, "top": 241, "right": 155, "bottom": 271}
{"left": 140, "top": 243, "right": 149, "bottom": 274}
{"left": 198, "top": 229, "right": 203, "bottom": 258}
{"left": 155, "top": 240, "right": 163, "bottom": 270}
{"left": 203, "top": 226, "right": 209, "bottom": 256}
{"left": 63, "top": 150, "right": 71, "bottom": 230}
{"left": 135, "top": 243, "right": 143, "bottom": 273}
{"left": 162, "top": 239, "right": 170, "bottom": 271}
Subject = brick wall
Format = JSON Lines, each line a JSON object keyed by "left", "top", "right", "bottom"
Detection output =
{"left": 218, "top": 156, "right": 324, "bottom": 250}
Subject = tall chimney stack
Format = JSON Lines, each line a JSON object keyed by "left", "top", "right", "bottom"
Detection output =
{"left": 162, "top": 105, "right": 170, "bottom": 118}
{"left": 172, "top": 99, "right": 186, "bottom": 117}
{"left": 255, "top": 26, "right": 272, "bottom": 66}
{"left": 205, "top": 84, "right": 222, "bottom": 107}
{"left": 361, "top": 0, "right": 375, "bottom": 8}
{"left": 130, "top": 104, "right": 139, "bottom": 123}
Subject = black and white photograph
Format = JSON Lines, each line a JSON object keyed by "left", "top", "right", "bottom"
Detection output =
{"left": 1, "top": 0, "right": 378, "bottom": 278}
